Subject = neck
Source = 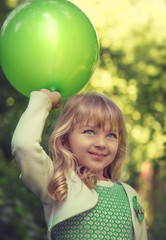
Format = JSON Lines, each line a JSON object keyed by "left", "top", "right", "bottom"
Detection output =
{"left": 92, "top": 170, "right": 109, "bottom": 181}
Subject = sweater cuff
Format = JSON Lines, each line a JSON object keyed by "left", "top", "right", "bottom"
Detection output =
{"left": 30, "top": 91, "right": 52, "bottom": 110}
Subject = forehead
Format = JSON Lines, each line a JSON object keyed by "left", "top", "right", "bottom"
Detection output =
{"left": 73, "top": 103, "right": 119, "bottom": 132}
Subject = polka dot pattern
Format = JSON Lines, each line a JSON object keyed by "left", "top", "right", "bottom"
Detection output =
{"left": 51, "top": 182, "right": 133, "bottom": 240}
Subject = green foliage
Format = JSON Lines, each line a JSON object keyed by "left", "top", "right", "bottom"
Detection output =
{"left": 0, "top": 0, "right": 166, "bottom": 239}
{"left": 0, "top": 157, "right": 47, "bottom": 239}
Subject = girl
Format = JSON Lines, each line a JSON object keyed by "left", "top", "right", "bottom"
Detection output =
{"left": 11, "top": 89, "right": 148, "bottom": 240}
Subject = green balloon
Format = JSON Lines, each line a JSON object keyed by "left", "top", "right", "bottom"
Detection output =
{"left": 0, "top": 0, "right": 99, "bottom": 98}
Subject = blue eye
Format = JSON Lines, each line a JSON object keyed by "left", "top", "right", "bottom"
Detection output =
{"left": 108, "top": 133, "right": 117, "bottom": 139}
{"left": 83, "top": 130, "right": 94, "bottom": 135}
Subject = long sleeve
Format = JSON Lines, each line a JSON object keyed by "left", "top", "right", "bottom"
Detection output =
{"left": 11, "top": 91, "right": 53, "bottom": 203}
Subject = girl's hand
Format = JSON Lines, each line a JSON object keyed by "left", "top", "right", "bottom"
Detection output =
{"left": 40, "top": 89, "right": 61, "bottom": 109}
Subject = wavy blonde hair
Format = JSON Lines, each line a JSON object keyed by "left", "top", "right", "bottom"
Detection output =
{"left": 47, "top": 92, "right": 127, "bottom": 201}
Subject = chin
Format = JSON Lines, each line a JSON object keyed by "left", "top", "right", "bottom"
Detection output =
{"left": 89, "top": 167, "right": 104, "bottom": 174}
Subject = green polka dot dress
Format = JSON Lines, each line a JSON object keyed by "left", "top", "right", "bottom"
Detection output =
{"left": 51, "top": 181, "right": 133, "bottom": 240}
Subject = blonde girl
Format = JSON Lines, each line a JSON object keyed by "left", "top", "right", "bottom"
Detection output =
{"left": 12, "top": 90, "right": 148, "bottom": 240}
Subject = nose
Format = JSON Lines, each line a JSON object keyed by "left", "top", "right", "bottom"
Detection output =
{"left": 94, "top": 135, "right": 106, "bottom": 149}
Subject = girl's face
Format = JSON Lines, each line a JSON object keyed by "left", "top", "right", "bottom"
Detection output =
{"left": 68, "top": 123, "right": 119, "bottom": 180}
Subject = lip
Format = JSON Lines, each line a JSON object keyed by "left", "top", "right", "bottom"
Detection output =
{"left": 88, "top": 151, "right": 106, "bottom": 160}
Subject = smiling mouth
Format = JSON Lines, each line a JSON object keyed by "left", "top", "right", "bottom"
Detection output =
{"left": 89, "top": 151, "right": 106, "bottom": 159}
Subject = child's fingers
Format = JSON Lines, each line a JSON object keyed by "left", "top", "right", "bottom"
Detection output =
{"left": 52, "top": 91, "right": 61, "bottom": 109}
{"left": 40, "top": 89, "right": 61, "bottom": 109}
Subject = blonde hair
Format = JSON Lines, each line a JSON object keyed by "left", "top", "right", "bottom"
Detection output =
{"left": 48, "top": 92, "right": 127, "bottom": 201}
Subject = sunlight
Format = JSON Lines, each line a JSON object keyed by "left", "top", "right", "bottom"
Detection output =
{"left": 6, "top": 0, "right": 19, "bottom": 8}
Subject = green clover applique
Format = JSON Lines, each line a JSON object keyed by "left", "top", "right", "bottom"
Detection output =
{"left": 132, "top": 196, "right": 144, "bottom": 223}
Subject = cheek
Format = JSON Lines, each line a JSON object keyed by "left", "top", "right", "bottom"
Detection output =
{"left": 112, "top": 142, "right": 119, "bottom": 155}
{"left": 68, "top": 133, "right": 75, "bottom": 149}
{"left": 116, "top": 143, "right": 119, "bottom": 152}
{"left": 68, "top": 135, "right": 80, "bottom": 155}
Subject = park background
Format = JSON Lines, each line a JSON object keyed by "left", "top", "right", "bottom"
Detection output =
{"left": 0, "top": 0, "right": 166, "bottom": 239}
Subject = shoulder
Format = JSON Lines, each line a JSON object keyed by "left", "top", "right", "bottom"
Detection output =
{"left": 120, "top": 182, "right": 141, "bottom": 201}
{"left": 121, "top": 182, "right": 137, "bottom": 193}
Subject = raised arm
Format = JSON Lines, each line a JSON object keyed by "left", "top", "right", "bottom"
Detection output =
{"left": 11, "top": 90, "right": 61, "bottom": 203}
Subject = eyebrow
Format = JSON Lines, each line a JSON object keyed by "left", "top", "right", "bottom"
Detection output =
{"left": 79, "top": 124, "right": 95, "bottom": 129}
{"left": 78, "top": 124, "right": 118, "bottom": 133}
